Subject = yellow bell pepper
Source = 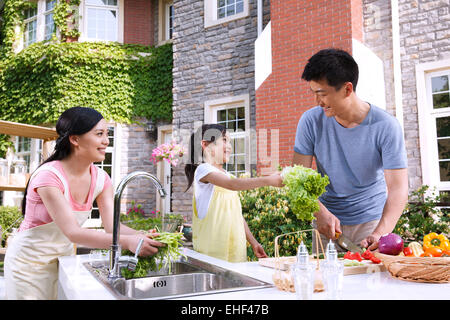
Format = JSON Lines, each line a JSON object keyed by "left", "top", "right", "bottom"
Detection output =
{"left": 423, "top": 232, "right": 450, "bottom": 252}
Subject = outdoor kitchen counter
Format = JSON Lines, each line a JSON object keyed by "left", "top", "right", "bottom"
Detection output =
{"left": 57, "top": 247, "right": 449, "bottom": 300}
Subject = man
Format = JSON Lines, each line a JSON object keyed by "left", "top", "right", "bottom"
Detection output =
{"left": 293, "top": 48, "right": 408, "bottom": 251}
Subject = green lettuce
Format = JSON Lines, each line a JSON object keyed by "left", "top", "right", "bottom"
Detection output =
{"left": 281, "top": 165, "right": 329, "bottom": 221}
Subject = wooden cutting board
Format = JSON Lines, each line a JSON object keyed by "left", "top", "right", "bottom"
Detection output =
{"left": 258, "top": 256, "right": 386, "bottom": 275}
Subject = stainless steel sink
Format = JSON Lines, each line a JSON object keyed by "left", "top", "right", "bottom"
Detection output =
{"left": 83, "top": 255, "right": 273, "bottom": 300}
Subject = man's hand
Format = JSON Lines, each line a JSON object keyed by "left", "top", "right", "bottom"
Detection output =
{"left": 360, "top": 233, "right": 382, "bottom": 251}
{"left": 315, "top": 202, "right": 342, "bottom": 240}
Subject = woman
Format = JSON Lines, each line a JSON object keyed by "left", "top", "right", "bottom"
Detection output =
{"left": 4, "top": 107, "right": 163, "bottom": 300}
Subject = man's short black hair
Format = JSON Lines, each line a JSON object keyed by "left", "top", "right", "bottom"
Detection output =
{"left": 301, "top": 48, "right": 359, "bottom": 91}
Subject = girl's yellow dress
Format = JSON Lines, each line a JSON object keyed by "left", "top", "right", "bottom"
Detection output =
{"left": 192, "top": 184, "right": 247, "bottom": 262}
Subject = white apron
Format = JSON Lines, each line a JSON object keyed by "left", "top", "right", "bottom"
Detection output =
{"left": 4, "top": 164, "right": 105, "bottom": 300}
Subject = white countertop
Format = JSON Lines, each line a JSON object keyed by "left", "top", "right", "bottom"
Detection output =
{"left": 58, "top": 248, "right": 450, "bottom": 300}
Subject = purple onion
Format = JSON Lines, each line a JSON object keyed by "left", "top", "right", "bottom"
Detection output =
{"left": 378, "top": 233, "right": 404, "bottom": 255}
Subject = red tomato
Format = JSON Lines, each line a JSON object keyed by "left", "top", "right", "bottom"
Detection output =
{"left": 362, "top": 249, "right": 374, "bottom": 260}
{"left": 370, "top": 256, "right": 381, "bottom": 264}
{"left": 352, "top": 252, "right": 362, "bottom": 262}
{"left": 403, "top": 247, "right": 414, "bottom": 257}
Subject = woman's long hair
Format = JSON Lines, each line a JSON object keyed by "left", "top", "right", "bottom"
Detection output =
{"left": 184, "top": 124, "right": 226, "bottom": 192}
{"left": 21, "top": 107, "right": 104, "bottom": 216}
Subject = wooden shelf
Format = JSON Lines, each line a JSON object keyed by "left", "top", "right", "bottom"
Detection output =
{"left": 0, "top": 120, "right": 57, "bottom": 141}
{"left": 0, "top": 185, "right": 26, "bottom": 192}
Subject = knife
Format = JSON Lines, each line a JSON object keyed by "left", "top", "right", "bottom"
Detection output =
{"left": 335, "top": 232, "right": 364, "bottom": 254}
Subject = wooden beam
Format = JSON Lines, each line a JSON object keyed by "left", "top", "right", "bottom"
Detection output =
{"left": 0, "top": 120, "right": 57, "bottom": 141}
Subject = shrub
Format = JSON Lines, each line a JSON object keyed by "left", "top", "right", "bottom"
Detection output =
{"left": 394, "top": 185, "right": 449, "bottom": 243}
{"left": 0, "top": 206, "right": 23, "bottom": 246}
{"left": 240, "top": 186, "right": 313, "bottom": 261}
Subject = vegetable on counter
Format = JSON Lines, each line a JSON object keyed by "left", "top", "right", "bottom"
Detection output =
{"left": 344, "top": 249, "right": 381, "bottom": 264}
{"left": 407, "top": 241, "right": 424, "bottom": 257}
{"left": 423, "top": 232, "right": 449, "bottom": 253}
{"left": 281, "top": 165, "right": 329, "bottom": 221}
{"left": 378, "top": 233, "right": 404, "bottom": 255}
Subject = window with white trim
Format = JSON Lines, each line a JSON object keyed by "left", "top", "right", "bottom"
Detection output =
{"left": 430, "top": 72, "right": 450, "bottom": 184}
{"left": 85, "top": 0, "right": 118, "bottom": 41}
{"left": 204, "top": 0, "right": 249, "bottom": 28}
{"left": 158, "top": 0, "right": 173, "bottom": 43}
{"left": 418, "top": 63, "right": 450, "bottom": 197}
{"left": 14, "top": 137, "right": 43, "bottom": 173}
{"left": 24, "top": 6, "right": 38, "bottom": 47}
{"left": 204, "top": 94, "right": 250, "bottom": 177}
{"left": 44, "top": 0, "right": 56, "bottom": 40}
{"left": 22, "top": 0, "right": 56, "bottom": 48}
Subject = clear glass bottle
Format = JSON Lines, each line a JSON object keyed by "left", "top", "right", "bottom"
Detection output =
{"left": 321, "top": 240, "right": 344, "bottom": 300}
{"left": 291, "top": 241, "right": 315, "bottom": 300}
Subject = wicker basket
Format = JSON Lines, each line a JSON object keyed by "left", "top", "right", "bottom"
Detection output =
{"left": 374, "top": 252, "right": 450, "bottom": 283}
{"left": 272, "top": 229, "right": 325, "bottom": 292}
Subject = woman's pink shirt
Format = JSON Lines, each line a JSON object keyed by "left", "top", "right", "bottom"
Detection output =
{"left": 18, "top": 160, "right": 112, "bottom": 232}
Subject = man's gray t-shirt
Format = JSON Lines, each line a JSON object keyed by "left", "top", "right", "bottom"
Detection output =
{"left": 294, "top": 104, "right": 407, "bottom": 225}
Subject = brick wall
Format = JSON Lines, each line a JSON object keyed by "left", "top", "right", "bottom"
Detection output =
{"left": 255, "top": 0, "right": 359, "bottom": 170}
{"left": 124, "top": 0, "right": 154, "bottom": 46}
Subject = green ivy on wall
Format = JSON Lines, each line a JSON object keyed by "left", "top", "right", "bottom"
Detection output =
{"left": 0, "top": 41, "right": 173, "bottom": 124}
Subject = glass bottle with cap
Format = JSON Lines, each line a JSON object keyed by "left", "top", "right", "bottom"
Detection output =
{"left": 321, "top": 240, "right": 344, "bottom": 300}
{"left": 291, "top": 241, "right": 315, "bottom": 300}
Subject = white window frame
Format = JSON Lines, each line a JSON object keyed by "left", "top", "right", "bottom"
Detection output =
{"left": 21, "top": 0, "right": 57, "bottom": 50}
{"left": 43, "top": 0, "right": 56, "bottom": 41}
{"left": 204, "top": 0, "right": 249, "bottom": 29}
{"left": 14, "top": 137, "right": 42, "bottom": 173}
{"left": 204, "top": 94, "right": 251, "bottom": 175}
{"left": 416, "top": 58, "right": 450, "bottom": 195}
{"left": 157, "top": 0, "right": 173, "bottom": 44}
{"left": 23, "top": 6, "right": 38, "bottom": 48}
{"left": 78, "top": 0, "right": 124, "bottom": 43}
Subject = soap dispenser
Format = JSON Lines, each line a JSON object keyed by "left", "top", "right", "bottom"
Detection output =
{"left": 291, "top": 241, "right": 315, "bottom": 300}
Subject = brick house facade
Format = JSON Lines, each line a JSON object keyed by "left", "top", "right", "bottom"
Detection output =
{"left": 3, "top": 0, "right": 449, "bottom": 221}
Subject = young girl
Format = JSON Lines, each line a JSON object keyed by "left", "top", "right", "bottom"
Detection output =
{"left": 4, "top": 107, "right": 163, "bottom": 300}
{"left": 185, "top": 124, "right": 283, "bottom": 262}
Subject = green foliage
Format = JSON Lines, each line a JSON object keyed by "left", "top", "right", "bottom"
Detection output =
{"left": 0, "top": 206, "right": 23, "bottom": 246}
{"left": 53, "top": 0, "right": 81, "bottom": 41}
{"left": 240, "top": 186, "right": 314, "bottom": 261}
{"left": 281, "top": 165, "right": 329, "bottom": 221}
{"left": 394, "top": 185, "right": 450, "bottom": 243}
{"left": 0, "top": 41, "right": 173, "bottom": 125}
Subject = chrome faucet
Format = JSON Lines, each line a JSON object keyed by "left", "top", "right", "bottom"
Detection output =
{"left": 108, "top": 171, "right": 167, "bottom": 279}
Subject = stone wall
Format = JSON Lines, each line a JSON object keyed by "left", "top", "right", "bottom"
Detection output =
{"left": 119, "top": 122, "right": 158, "bottom": 216}
{"left": 171, "top": 0, "right": 266, "bottom": 219}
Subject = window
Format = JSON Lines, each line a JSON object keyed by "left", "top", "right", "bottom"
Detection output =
{"left": 85, "top": 0, "right": 118, "bottom": 41}
{"left": 24, "top": 6, "right": 38, "bottom": 47}
{"left": 217, "top": 0, "right": 244, "bottom": 19}
{"left": 204, "top": 0, "right": 249, "bottom": 28}
{"left": 217, "top": 107, "right": 246, "bottom": 176}
{"left": 158, "top": 0, "right": 173, "bottom": 43}
{"left": 44, "top": 0, "right": 56, "bottom": 40}
{"left": 14, "top": 137, "right": 43, "bottom": 173}
{"left": 166, "top": 3, "right": 174, "bottom": 40}
{"left": 204, "top": 94, "right": 250, "bottom": 177}
{"left": 416, "top": 60, "right": 450, "bottom": 195}
{"left": 22, "top": 0, "right": 56, "bottom": 49}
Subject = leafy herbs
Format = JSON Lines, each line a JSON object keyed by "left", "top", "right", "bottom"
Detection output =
{"left": 120, "top": 231, "right": 185, "bottom": 279}
{"left": 281, "top": 165, "right": 329, "bottom": 221}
